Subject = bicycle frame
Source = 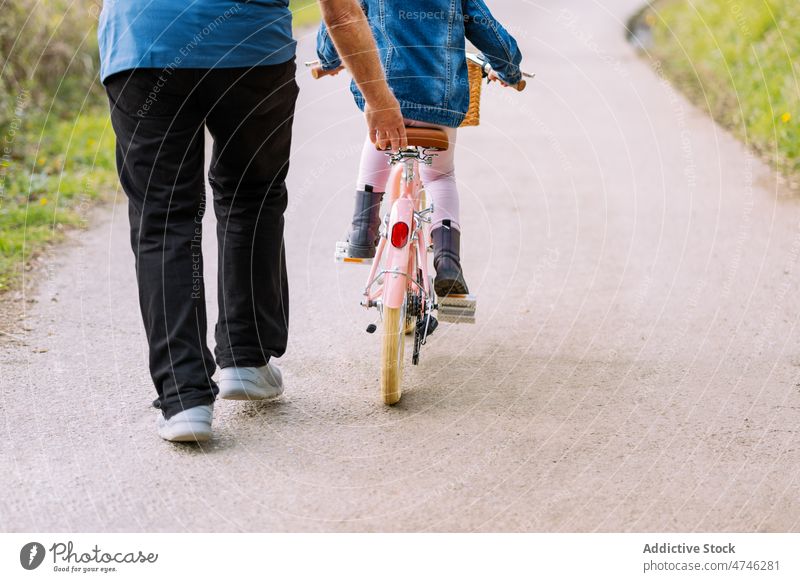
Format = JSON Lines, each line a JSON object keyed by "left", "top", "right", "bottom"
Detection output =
{"left": 362, "top": 150, "right": 435, "bottom": 315}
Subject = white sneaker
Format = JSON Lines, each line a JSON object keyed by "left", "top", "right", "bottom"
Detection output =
{"left": 218, "top": 363, "right": 284, "bottom": 401}
{"left": 157, "top": 404, "right": 213, "bottom": 442}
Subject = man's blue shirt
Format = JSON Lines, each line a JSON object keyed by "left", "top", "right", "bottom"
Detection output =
{"left": 99, "top": 1, "right": 296, "bottom": 82}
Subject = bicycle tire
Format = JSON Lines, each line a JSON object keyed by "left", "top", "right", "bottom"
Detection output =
{"left": 381, "top": 304, "right": 406, "bottom": 405}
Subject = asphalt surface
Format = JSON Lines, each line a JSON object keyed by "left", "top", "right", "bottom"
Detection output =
{"left": 2, "top": 0, "right": 800, "bottom": 532}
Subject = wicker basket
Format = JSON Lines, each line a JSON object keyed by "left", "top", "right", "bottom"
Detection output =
{"left": 460, "top": 60, "right": 483, "bottom": 128}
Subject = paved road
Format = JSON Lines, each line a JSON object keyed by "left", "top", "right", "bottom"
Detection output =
{"left": 2, "top": 0, "right": 800, "bottom": 532}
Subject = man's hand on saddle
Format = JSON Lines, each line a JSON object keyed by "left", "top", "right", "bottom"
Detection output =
{"left": 365, "top": 92, "right": 407, "bottom": 152}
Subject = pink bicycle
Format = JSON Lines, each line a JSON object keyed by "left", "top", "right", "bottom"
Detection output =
{"left": 309, "top": 54, "right": 530, "bottom": 404}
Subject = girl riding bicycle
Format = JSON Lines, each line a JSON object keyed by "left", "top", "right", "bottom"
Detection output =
{"left": 317, "top": 0, "right": 523, "bottom": 297}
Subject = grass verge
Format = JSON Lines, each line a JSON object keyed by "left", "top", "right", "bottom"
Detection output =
{"left": 0, "top": 110, "right": 116, "bottom": 292}
{"left": 639, "top": 0, "right": 799, "bottom": 179}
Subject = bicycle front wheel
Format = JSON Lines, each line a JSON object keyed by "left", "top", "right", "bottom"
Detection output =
{"left": 381, "top": 304, "right": 406, "bottom": 405}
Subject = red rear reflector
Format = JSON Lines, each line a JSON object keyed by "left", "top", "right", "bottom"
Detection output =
{"left": 391, "top": 222, "right": 410, "bottom": 248}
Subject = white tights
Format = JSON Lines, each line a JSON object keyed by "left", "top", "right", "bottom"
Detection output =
{"left": 356, "top": 119, "right": 460, "bottom": 231}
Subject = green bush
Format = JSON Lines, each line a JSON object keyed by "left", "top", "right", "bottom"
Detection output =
{"left": 0, "top": 0, "right": 103, "bottom": 130}
{"left": 0, "top": 0, "right": 110, "bottom": 292}
{"left": 646, "top": 0, "right": 799, "bottom": 176}
{"left": 291, "top": 0, "right": 322, "bottom": 29}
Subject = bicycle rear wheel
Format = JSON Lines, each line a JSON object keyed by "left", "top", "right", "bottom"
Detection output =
{"left": 381, "top": 304, "right": 406, "bottom": 405}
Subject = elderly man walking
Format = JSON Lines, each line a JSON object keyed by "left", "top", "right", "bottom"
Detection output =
{"left": 100, "top": 0, "right": 406, "bottom": 442}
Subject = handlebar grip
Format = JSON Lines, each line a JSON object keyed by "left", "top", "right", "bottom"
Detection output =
{"left": 515, "top": 79, "right": 527, "bottom": 92}
{"left": 311, "top": 66, "right": 344, "bottom": 80}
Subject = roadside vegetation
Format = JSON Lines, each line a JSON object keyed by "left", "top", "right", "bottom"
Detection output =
{"left": 0, "top": 1, "right": 114, "bottom": 292}
{"left": 0, "top": 0, "right": 321, "bottom": 293}
{"left": 640, "top": 0, "right": 799, "bottom": 180}
{"left": 291, "top": 0, "right": 322, "bottom": 29}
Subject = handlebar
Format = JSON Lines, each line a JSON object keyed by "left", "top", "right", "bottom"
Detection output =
{"left": 310, "top": 65, "right": 344, "bottom": 80}
{"left": 306, "top": 52, "right": 533, "bottom": 92}
{"left": 465, "top": 53, "right": 531, "bottom": 92}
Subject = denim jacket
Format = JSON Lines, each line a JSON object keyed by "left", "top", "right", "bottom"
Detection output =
{"left": 316, "top": 0, "right": 522, "bottom": 128}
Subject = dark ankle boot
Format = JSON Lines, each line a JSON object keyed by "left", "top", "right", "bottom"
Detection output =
{"left": 432, "top": 220, "right": 469, "bottom": 296}
{"left": 346, "top": 186, "right": 384, "bottom": 259}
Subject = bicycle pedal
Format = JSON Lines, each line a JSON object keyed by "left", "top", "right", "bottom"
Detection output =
{"left": 437, "top": 294, "right": 477, "bottom": 324}
{"left": 334, "top": 241, "right": 374, "bottom": 265}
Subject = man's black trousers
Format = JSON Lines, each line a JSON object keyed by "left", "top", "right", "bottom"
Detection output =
{"left": 105, "top": 60, "right": 299, "bottom": 419}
